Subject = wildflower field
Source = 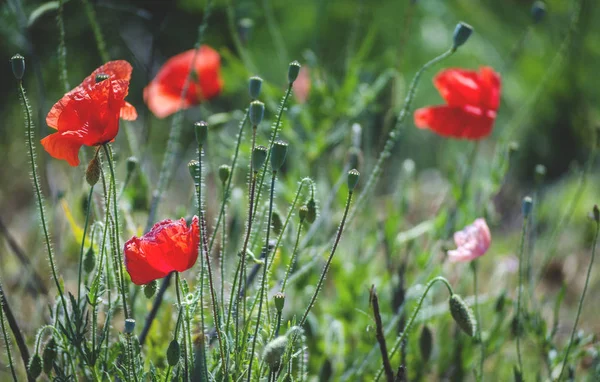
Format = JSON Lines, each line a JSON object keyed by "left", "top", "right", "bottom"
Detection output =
{"left": 1, "top": 0, "right": 599, "bottom": 380}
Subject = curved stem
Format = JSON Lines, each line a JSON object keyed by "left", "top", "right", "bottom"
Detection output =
{"left": 281, "top": 218, "right": 304, "bottom": 293}
{"left": 374, "top": 276, "right": 454, "bottom": 381}
{"left": 557, "top": 218, "right": 599, "bottom": 381}
{"left": 0, "top": 280, "right": 18, "bottom": 381}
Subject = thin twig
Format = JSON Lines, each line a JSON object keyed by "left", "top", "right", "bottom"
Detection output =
{"left": 370, "top": 285, "right": 394, "bottom": 382}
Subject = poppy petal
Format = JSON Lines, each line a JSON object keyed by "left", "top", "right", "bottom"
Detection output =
{"left": 79, "top": 60, "right": 133, "bottom": 91}
{"left": 478, "top": 66, "right": 501, "bottom": 110}
{"left": 414, "top": 105, "right": 495, "bottom": 140}
{"left": 124, "top": 238, "right": 172, "bottom": 285}
{"left": 40, "top": 133, "right": 84, "bottom": 166}
{"left": 120, "top": 102, "right": 138, "bottom": 121}
{"left": 46, "top": 96, "right": 74, "bottom": 130}
{"left": 434, "top": 68, "right": 483, "bottom": 107}
{"left": 143, "top": 82, "right": 183, "bottom": 119}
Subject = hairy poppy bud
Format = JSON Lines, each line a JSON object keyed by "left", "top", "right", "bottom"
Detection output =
{"left": 452, "top": 22, "right": 473, "bottom": 50}
{"left": 194, "top": 121, "right": 208, "bottom": 147}
{"left": 124, "top": 318, "right": 136, "bottom": 334}
{"left": 86, "top": 156, "right": 101, "bottom": 186}
{"left": 419, "top": 325, "right": 433, "bottom": 362}
{"left": 188, "top": 160, "right": 201, "bottom": 185}
{"left": 270, "top": 141, "right": 288, "bottom": 172}
{"left": 263, "top": 336, "right": 288, "bottom": 370}
{"left": 249, "top": 76, "right": 263, "bottom": 99}
{"left": 126, "top": 156, "right": 138, "bottom": 174}
{"left": 531, "top": 1, "right": 546, "bottom": 24}
{"left": 299, "top": 205, "right": 309, "bottom": 222}
{"left": 288, "top": 61, "right": 301, "bottom": 83}
{"left": 29, "top": 353, "right": 42, "bottom": 379}
{"left": 252, "top": 146, "right": 268, "bottom": 171}
{"left": 274, "top": 292, "right": 285, "bottom": 312}
{"left": 218, "top": 164, "right": 231, "bottom": 184}
{"left": 83, "top": 247, "right": 95, "bottom": 273}
{"left": 42, "top": 338, "right": 57, "bottom": 374}
{"left": 522, "top": 196, "right": 533, "bottom": 218}
{"left": 95, "top": 73, "right": 110, "bottom": 83}
{"left": 272, "top": 211, "right": 283, "bottom": 236}
{"left": 249, "top": 100, "right": 265, "bottom": 126}
{"left": 593, "top": 205, "right": 599, "bottom": 223}
{"left": 306, "top": 198, "right": 317, "bottom": 223}
{"left": 10, "top": 54, "right": 25, "bottom": 80}
{"left": 144, "top": 280, "right": 158, "bottom": 299}
{"left": 449, "top": 294, "right": 477, "bottom": 337}
{"left": 347, "top": 169, "right": 360, "bottom": 191}
{"left": 167, "top": 339, "right": 180, "bottom": 366}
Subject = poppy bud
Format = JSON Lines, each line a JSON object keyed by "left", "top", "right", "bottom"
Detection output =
{"left": 167, "top": 339, "right": 180, "bottom": 366}
{"left": 274, "top": 292, "right": 285, "bottom": 312}
{"left": 83, "top": 247, "right": 95, "bottom": 273}
{"left": 522, "top": 196, "right": 533, "bottom": 218}
{"left": 85, "top": 156, "right": 101, "bottom": 186}
{"left": 95, "top": 73, "right": 110, "bottom": 83}
{"left": 10, "top": 53, "right": 25, "bottom": 80}
{"left": 29, "top": 353, "right": 42, "bottom": 379}
{"left": 42, "top": 338, "right": 57, "bottom": 375}
{"left": 249, "top": 100, "right": 265, "bottom": 126}
{"left": 249, "top": 76, "right": 263, "bottom": 99}
{"left": 124, "top": 318, "right": 136, "bottom": 334}
{"left": 262, "top": 336, "right": 288, "bottom": 370}
{"left": 144, "top": 280, "right": 158, "bottom": 299}
{"left": 299, "top": 205, "right": 309, "bottom": 222}
{"left": 252, "top": 146, "right": 269, "bottom": 171}
{"left": 188, "top": 160, "right": 201, "bottom": 185}
{"left": 306, "top": 198, "right": 317, "bottom": 223}
{"left": 534, "top": 164, "right": 546, "bottom": 184}
{"left": 288, "top": 60, "right": 301, "bottom": 84}
{"left": 347, "top": 169, "right": 360, "bottom": 192}
{"left": 593, "top": 205, "right": 599, "bottom": 224}
{"left": 270, "top": 141, "right": 288, "bottom": 172}
{"left": 194, "top": 121, "right": 208, "bottom": 147}
{"left": 218, "top": 164, "right": 231, "bottom": 184}
{"left": 419, "top": 325, "right": 433, "bottom": 362}
{"left": 531, "top": 1, "right": 546, "bottom": 24}
{"left": 272, "top": 210, "right": 283, "bottom": 236}
{"left": 452, "top": 22, "right": 473, "bottom": 50}
{"left": 494, "top": 290, "right": 507, "bottom": 313}
{"left": 126, "top": 156, "right": 138, "bottom": 174}
{"left": 448, "top": 294, "right": 477, "bottom": 337}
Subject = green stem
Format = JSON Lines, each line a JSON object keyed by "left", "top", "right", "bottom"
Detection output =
{"left": 515, "top": 215, "right": 528, "bottom": 375}
{"left": 78, "top": 185, "right": 95, "bottom": 302}
{"left": 281, "top": 217, "right": 305, "bottom": 293}
{"left": 175, "top": 273, "right": 189, "bottom": 380}
{"left": 445, "top": 142, "right": 479, "bottom": 237}
{"left": 221, "top": 185, "right": 227, "bottom": 319}
{"left": 557, "top": 218, "right": 599, "bottom": 381}
{"left": 299, "top": 191, "right": 353, "bottom": 326}
{"left": 57, "top": 0, "right": 69, "bottom": 91}
{"left": 471, "top": 261, "right": 484, "bottom": 381}
{"left": 0, "top": 279, "right": 17, "bottom": 381}
{"left": 348, "top": 48, "right": 455, "bottom": 224}
{"left": 80, "top": 0, "right": 109, "bottom": 62}
{"left": 374, "top": 277, "right": 454, "bottom": 381}
{"left": 247, "top": 173, "right": 277, "bottom": 382}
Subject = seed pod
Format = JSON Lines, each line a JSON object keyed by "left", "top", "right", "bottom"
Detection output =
{"left": 124, "top": 318, "right": 136, "bottom": 334}
{"left": 10, "top": 54, "right": 25, "bottom": 80}
{"left": 452, "top": 22, "right": 473, "bottom": 50}
{"left": 249, "top": 76, "right": 263, "bottom": 99}
{"left": 252, "top": 146, "right": 268, "bottom": 171}
{"left": 194, "top": 121, "right": 208, "bottom": 147}
{"left": 167, "top": 339, "right": 180, "bottom": 366}
{"left": 270, "top": 141, "right": 288, "bottom": 172}
{"left": 274, "top": 292, "right": 285, "bottom": 312}
{"left": 347, "top": 169, "right": 360, "bottom": 191}
{"left": 188, "top": 160, "right": 200, "bottom": 185}
{"left": 449, "top": 294, "right": 476, "bottom": 337}
{"left": 126, "top": 156, "right": 138, "bottom": 174}
{"left": 531, "top": 1, "right": 547, "bottom": 24}
{"left": 288, "top": 61, "right": 301, "bottom": 83}
{"left": 249, "top": 100, "right": 265, "bottom": 126}
{"left": 262, "top": 336, "right": 288, "bottom": 370}
{"left": 522, "top": 196, "right": 533, "bottom": 218}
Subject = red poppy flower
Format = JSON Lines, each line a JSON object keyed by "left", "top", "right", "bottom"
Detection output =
{"left": 144, "top": 46, "right": 223, "bottom": 119}
{"left": 124, "top": 217, "right": 199, "bottom": 285}
{"left": 414, "top": 67, "right": 501, "bottom": 140}
{"left": 42, "top": 61, "right": 137, "bottom": 166}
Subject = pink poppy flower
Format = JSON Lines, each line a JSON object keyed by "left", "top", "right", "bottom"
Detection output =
{"left": 447, "top": 218, "right": 491, "bottom": 262}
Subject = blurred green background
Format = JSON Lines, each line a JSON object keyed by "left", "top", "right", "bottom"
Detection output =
{"left": 1, "top": 0, "right": 600, "bottom": 380}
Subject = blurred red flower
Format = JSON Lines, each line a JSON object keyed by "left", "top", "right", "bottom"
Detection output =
{"left": 124, "top": 217, "right": 200, "bottom": 285}
{"left": 144, "top": 46, "right": 223, "bottom": 118}
{"left": 414, "top": 67, "right": 501, "bottom": 140}
{"left": 42, "top": 61, "right": 137, "bottom": 166}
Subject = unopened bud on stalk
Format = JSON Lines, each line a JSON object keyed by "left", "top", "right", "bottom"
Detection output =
{"left": 249, "top": 76, "right": 263, "bottom": 99}
{"left": 252, "top": 146, "right": 268, "bottom": 171}
{"left": 249, "top": 100, "right": 265, "bottom": 126}
{"left": 144, "top": 280, "right": 158, "bottom": 299}
{"left": 167, "top": 339, "right": 180, "bottom": 366}
{"left": 263, "top": 336, "right": 288, "bottom": 370}
{"left": 218, "top": 164, "right": 231, "bottom": 184}
{"left": 452, "top": 22, "right": 473, "bottom": 50}
{"left": 272, "top": 210, "right": 283, "bottom": 235}
{"left": 124, "top": 318, "right": 136, "bottom": 334}
{"left": 270, "top": 141, "right": 288, "bottom": 172}
{"left": 347, "top": 169, "right": 360, "bottom": 191}
{"left": 288, "top": 61, "right": 301, "bottom": 84}
{"left": 449, "top": 294, "right": 477, "bottom": 337}
{"left": 188, "top": 160, "right": 200, "bottom": 185}
{"left": 86, "top": 156, "right": 101, "bottom": 186}
{"left": 306, "top": 198, "right": 317, "bottom": 223}
{"left": 194, "top": 121, "right": 208, "bottom": 147}
{"left": 10, "top": 54, "right": 25, "bottom": 80}
{"left": 299, "top": 205, "right": 309, "bottom": 222}
{"left": 593, "top": 205, "right": 599, "bottom": 223}
{"left": 274, "top": 292, "right": 285, "bottom": 312}
{"left": 531, "top": 1, "right": 547, "bottom": 24}
{"left": 42, "top": 338, "right": 57, "bottom": 374}
{"left": 126, "top": 156, "right": 138, "bottom": 174}
{"left": 83, "top": 247, "right": 95, "bottom": 273}
{"left": 28, "top": 354, "right": 42, "bottom": 379}
{"left": 522, "top": 196, "right": 533, "bottom": 218}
